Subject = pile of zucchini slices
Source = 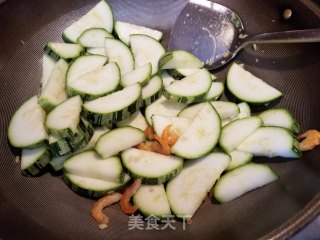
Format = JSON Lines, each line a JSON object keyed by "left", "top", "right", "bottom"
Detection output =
{"left": 8, "top": 0, "right": 301, "bottom": 221}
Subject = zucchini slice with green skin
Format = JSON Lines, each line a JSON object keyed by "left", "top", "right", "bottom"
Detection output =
{"left": 116, "top": 110, "right": 148, "bottom": 131}
{"left": 237, "top": 127, "right": 301, "bottom": 158}
{"left": 114, "top": 21, "right": 163, "bottom": 46}
{"left": 259, "top": 108, "right": 300, "bottom": 134}
{"left": 221, "top": 102, "right": 251, "bottom": 127}
{"left": 178, "top": 101, "right": 239, "bottom": 122}
{"left": 40, "top": 54, "right": 56, "bottom": 91}
{"left": 8, "top": 95, "right": 48, "bottom": 148}
{"left": 204, "top": 82, "right": 224, "bottom": 101}
{"left": 48, "top": 135, "right": 72, "bottom": 157}
{"left": 141, "top": 75, "right": 163, "bottom": 106}
{"left": 144, "top": 96, "right": 187, "bottom": 126}
{"left": 77, "top": 28, "right": 113, "bottom": 48}
{"left": 227, "top": 63, "right": 282, "bottom": 104}
{"left": 38, "top": 59, "right": 69, "bottom": 111}
{"left": 133, "top": 184, "right": 171, "bottom": 218}
{"left": 171, "top": 102, "right": 221, "bottom": 159}
{"left": 177, "top": 102, "right": 205, "bottom": 119}
{"left": 130, "top": 34, "right": 166, "bottom": 75}
{"left": 219, "top": 116, "right": 263, "bottom": 153}
{"left": 83, "top": 83, "right": 142, "bottom": 125}
{"left": 21, "top": 145, "right": 51, "bottom": 176}
{"left": 159, "top": 50, "right": 204, "bottom": 70}
{"left": 95, "top": 127, "right": 145, "bottom": 159}
{"left": 67, "top": 62, "right": 120, "bottom": 100}
{"left": 237, "top": 102, "right": 251, "bottom": 119}
{"left": 50, "top": 126, "right": 109, "bottom": 171}
{"left": 160, "top": 70, "right": 175, "bottom": 87}
{"left": 105, "top": 38, "right": 134, "bottom": 75}
{"left": 86, "top": 47, "right": 106, "bottom": 56}
{"left": 163, "top": 69, "right": 212, "bottom": 104}
{"left": 226, "top": 150, "right": 253, "bottom": 171}
{"left": 121, "top": 148, "right": 183, "bottom": 185}
{"left": 66, "top": 55, "right": 107, "bottom": 87}
{"left": 44, "top": 42, "right": 84, "bottom": 61}
{"left": 166, "top": 152, "right": 230, "bottom": 219}
{"left": 48, "top": 118, "right": 94, "bottom": 157}
{"left": 64, "top": 150, "right": 124, "bottom": 182}
{"left": 212, "top": 163, "right": 278, "bottom": 203}
{"left": 168, "top": 68, "right": 217, "bottom": 81}
{"left": 63, "top": 172, "right": 131, "bottom": 198}
{"left": 62, "top": 0, "right": 114, "bottom": 43}
{"left": 151, "top": 115, "right": 191, "bottom": 137}
{"left": 45, "top": 95, "right": 83, "bottom": 138}
{"left": 84, "top": 126, "right": 110, "bottom": 150}
{"left": 50, "top": 154, "right": 71, "bottom": 172}
{"left": 211, "top": 101, "right": 240, "bottom": 120}
{"left": 167, "top": 68, "right": 201, "bottom": 80}
{"left": 121, "top": 63, "right": 152, "bottom": 87}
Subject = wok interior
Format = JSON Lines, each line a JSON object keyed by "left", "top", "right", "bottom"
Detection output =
{"left": 0, "top": 0, "right": 319, "bottom": 239}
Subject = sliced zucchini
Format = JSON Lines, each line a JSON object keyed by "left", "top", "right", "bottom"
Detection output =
{"left": 40, "top": 54, "right": 56, "bottom": 91}
{"left": 48, "top": 135, "right": 72, "bottom": 157}
{"left": 204, "top": 82, "right": 224, "bottom": 101}
{"left": 159, "top": 50, "right": 204, "bottom": 70}
{"left": 114, "top": 21, "right": 163, "bottom": 45}
{"left": 121, "top": 148, "right": 183, "bottom": 185}
{"left": 8, "top": 96, "right": 48, "bottom": 148}
{"left": 167, "top": 68, "right": 201, "bottom": 80}
{"left": 38, "top": 59, "right": 69, "bottom": 111}
{"left": 63, "top": 150, "right": 123, "bottom": 182}
{"left": 160, "top": 70, "right": 175, "bottom": 87}
{"left": 45, "top": 95, "right": 83, "bottom": 138}
{"left": 78, "top": 28, "right": 113, "bottom": 48}
{"left": 95, "top": 126, "right": 145, "bottom": 159}
{"left": 151, "top": 115, "right": 191, "bottom": 137}
{"left": 44, "top": 42, "right": 84, "bottom": 61}
{"left": 66, "top": 55, "right": 107, "bottom": 86}
{"left": 121, "top": 63, "right": 152, "bottom": 87}
{"left": 237, "top": 102, "right": 251, "bottom": 119}
{"left": 83, "top": 126, "right": 110, "bottom": 150}
{"left": 133, "top": 184, "right": 171, "bottom": 218}
{"left": 163, "top": 69, "right": 212, "bottom": 104}
{"left": 144, "top": 96, "right": 187, "bottom": 126}
{"left": 48, "top": 118, "right": 94, "bottom": 157}
{"left": 86, "top": 47, "right": 106, "bottom": 56}
{"left": 105, "top": 38, "right": 134, "bottom": 75}
{"left": 67, "top": 62, "right": 120, "bottom": 100}
{"left": 227, "top": 63, "right": 282, "bottom": 104}
{"left": 178, "top": 101, "right": 238, "bottom": 121}
{"left": 171, "top": 102, "right": 221, "bottom": 159}
{"left": 141, "top": 75, "right": 163, "bottom": 106}
{"left": 50, "top": 126, "right": 109, "bottom": 171}
{"left": 63, "top": 172, "right": 130, "bottom": 198}
{"left": 237, "top": 127, "right": 301, "bottom": 158}
{"left": 221, "top": 102, "right": 251, "bottom": 127}
{"left": 50, "top": 154, "right": 71, "bottom": 172}
{"left": 211, "top": 101, "right": 240, "bottom": 121}
{"left": 116, "top": 110, "right": 148, "bottom": 131}
{"left": 219, "top": 116, "right": 263, "bottom": 153}
{"left": 21, "top": 145, "right": 51, "bottom": 176}
{"left": 62, "top": 0, "right": 114, "bottom": 43}
{"left": 166, "top": 152, "right": 230, "bottom": 219}
{"left": 130, "top": 34, "right": 166, "bottom": 75}
{"left": 212, "top": 163, "right": 278, "bottom": 203}
{"left": 83, "top": 83, "right": 142, "bottom": 125}
{"left": 226, "top": 150, "right": 253, "bottom": 171}
{"left": 177, "top": 102, "right": 205, "bottom": 119}
{"left": 259, "top": 108, "right": 300, "bottom": 134}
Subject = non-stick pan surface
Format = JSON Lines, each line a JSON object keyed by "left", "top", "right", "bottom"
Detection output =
{"left": 0, "top": 0, "right": 320, "bottom": 239}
